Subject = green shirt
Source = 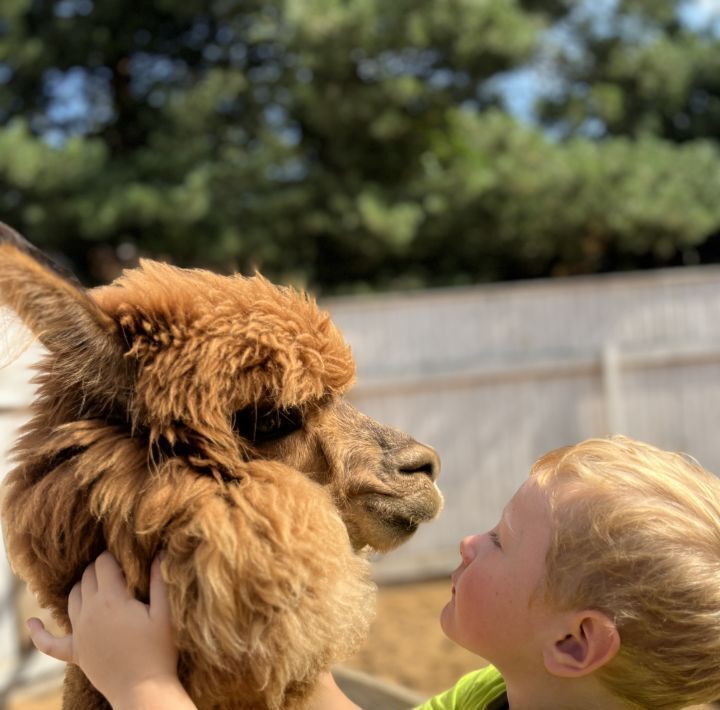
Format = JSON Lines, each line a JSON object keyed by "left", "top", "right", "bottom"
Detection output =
{"left": 414, "top": 665, "right": 508, "bottom": 710}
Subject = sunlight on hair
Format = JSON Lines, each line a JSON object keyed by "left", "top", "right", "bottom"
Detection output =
{"left": 0, "top": 307, "right": 35, "bottom": 369}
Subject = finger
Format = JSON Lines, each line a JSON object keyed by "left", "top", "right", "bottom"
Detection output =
{"left": 26, "top": 618, "right": 74, "bottom": 663}
{"left": 148, "top": 554, "right": 171, "bottom": 622}
{"left": 81, "top": 561, "right": 98, "bottom": 597}
{"left": 68, "top": 582, "right": 82, "bottom": 625}
{"left": 94, "top": 550, "right": 129, "bottom": 598}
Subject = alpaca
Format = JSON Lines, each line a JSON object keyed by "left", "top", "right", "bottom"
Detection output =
{"left": 0, "top": 222, "right": 442, "bottom": 709}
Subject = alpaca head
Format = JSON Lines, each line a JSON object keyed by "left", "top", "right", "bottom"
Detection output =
{"left": 0, "top": 222, "right": 442, "bottom": 554}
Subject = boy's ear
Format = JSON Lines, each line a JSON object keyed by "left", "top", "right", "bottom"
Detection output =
{"left": 0, "top": 222, "right": 129, "bottom": 397}
{"left": 543, "top": 610, "right": 620, "bottom": 678}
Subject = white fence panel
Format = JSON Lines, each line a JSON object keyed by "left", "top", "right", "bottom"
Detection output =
{"left": 327, "top": 267, "right": 720, "bottom": 580}
{"left": 0, "top": 337, "right": 65, "bottom": 698}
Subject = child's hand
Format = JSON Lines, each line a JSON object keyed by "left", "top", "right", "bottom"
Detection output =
{"left": 27, "top": 551, "right": 192, "bottom": 709}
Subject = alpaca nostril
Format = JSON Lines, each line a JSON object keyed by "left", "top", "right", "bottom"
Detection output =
{"left": 399, "top": 462, "right": 435, "bottom": 477}
{"left": 397, "top": 445, "right": 441, "bottom": 481}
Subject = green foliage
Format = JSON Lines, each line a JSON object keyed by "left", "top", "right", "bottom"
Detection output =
{"left": 404, "top": 109, "right": 720, "bottom": 282}
{"left": 1, "top": 0, "right": 720, "bottom": 292}
{"left": 539, "top": 2, "right": 720, "bottom": 142}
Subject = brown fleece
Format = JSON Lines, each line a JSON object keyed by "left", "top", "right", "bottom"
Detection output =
{"left": 0, "top": 232, "right": 377, "bottom": 709}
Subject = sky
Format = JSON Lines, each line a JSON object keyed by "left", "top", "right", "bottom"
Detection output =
{"left": 680, "top": 0, "right": 720, "bottom": 27}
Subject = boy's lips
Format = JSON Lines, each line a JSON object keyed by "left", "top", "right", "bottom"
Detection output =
{"left": 450, "top": 566, "right": 462, "bottom": 595}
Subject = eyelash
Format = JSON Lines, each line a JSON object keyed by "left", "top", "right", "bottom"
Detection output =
{"left": 488, "top": 530, "right": 502, "bottom": 549}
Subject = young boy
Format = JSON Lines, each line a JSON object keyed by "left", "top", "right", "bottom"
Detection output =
{"left": 27, "top": 436, "right": 720, "bottom": 709}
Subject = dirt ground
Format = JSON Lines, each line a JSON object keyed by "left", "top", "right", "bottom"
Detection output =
{"left": 344, "top": 577, "right": 481, "bottom": 697}
{"left": 6, "top": 578, "right": 475, "bottom": 709}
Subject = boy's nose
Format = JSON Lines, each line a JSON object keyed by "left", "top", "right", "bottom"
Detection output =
{"left": 459, "top": 535, "right": 478, "bottom": 565}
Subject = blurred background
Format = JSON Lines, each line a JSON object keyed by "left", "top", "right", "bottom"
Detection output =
{"left": 2, "top": 0, "right": 720, "bottom": 707}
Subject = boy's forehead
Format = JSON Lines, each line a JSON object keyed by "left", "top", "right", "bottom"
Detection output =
{"left": 503, "top": 479, "right": 551, "bottom": 536}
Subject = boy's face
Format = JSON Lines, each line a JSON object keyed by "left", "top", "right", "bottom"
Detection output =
{"left": 440, "top": 477, "right": 553, "bottom": 668}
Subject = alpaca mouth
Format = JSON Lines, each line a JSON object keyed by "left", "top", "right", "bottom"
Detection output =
{"left": 387, "top": 514, "right": 419, "bottom": 535}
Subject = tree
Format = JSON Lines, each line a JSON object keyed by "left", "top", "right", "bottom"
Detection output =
{"left": 538, "top": 0, "right": 720, "bottom": 143}
{"left": 1, "top": 0, "right": 720, "bottom": 293}
{"left": 0, "top": 0, "right": 548, "bottom": 289}
{"left": 528, "top": 0, "right": 720, "bottom": 272}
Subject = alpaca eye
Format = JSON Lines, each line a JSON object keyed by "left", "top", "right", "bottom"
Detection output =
{"left": 232, "top": 405, "right": 303, "bottom": 443}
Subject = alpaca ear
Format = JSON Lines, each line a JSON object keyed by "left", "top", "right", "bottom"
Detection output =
{"left": 0, "top": 222, "right": 128, "bottom": 395}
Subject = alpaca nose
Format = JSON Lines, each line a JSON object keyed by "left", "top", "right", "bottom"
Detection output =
{"left": 396, "top": 443, "right": 441, "bottom": 481}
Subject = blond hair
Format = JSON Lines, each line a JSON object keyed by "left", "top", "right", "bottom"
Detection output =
{"left": 531, "top": 436, "right": 720, "bottom": 709}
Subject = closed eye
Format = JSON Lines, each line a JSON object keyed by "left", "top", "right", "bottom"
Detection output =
{"left": 488, "top": 530, "right": 502, "bottom": 549}
{"left": 232, "top": 405, "right": 304, "bottom": 443}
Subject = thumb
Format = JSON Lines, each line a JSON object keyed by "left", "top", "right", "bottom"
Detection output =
{"left": 148, "top": 554, "right": 171, "bottom": 622}
{"left": 27, "top": 618, "right": 74, "bottom": 663}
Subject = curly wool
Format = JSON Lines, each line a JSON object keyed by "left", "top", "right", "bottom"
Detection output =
{"left": 0, "top": 245, "right": 375, "bottom": 710}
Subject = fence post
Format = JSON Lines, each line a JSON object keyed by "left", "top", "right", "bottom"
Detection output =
{"left": 602, "top": 343, "right": 623, "bottom": 434}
